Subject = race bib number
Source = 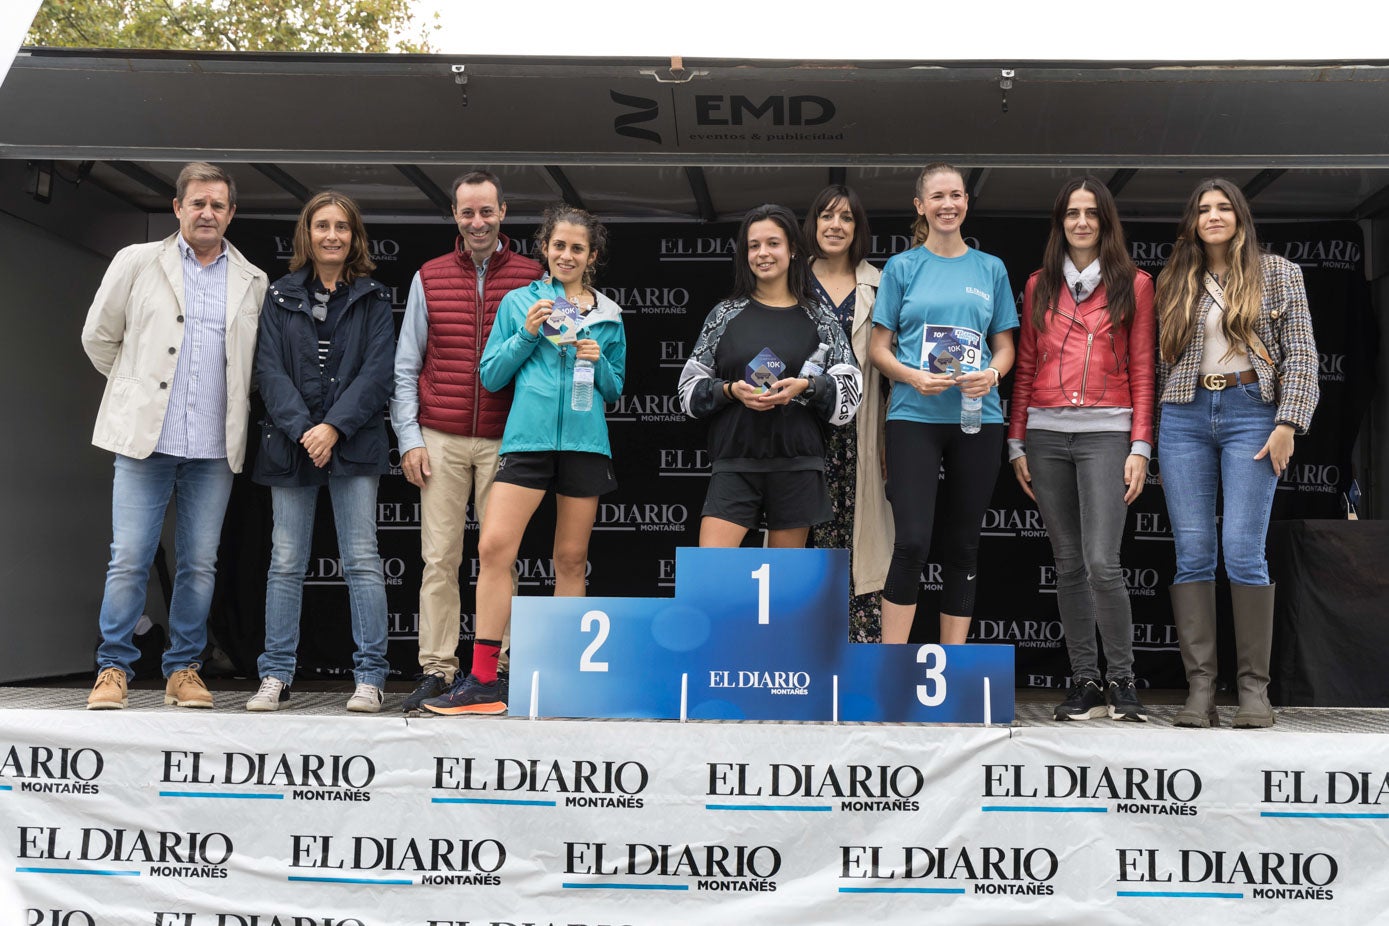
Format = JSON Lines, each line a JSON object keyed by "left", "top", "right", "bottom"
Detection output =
{"left": 921, "top": 324, "right": 983, "bottom": 375}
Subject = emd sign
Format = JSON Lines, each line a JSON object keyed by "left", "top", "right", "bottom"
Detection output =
{"left": 694, "top": 95, "right": 835, "bottom": 126}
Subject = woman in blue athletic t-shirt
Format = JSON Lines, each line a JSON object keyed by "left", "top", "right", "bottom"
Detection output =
{"left": 869, "top": 162, "right": 1019, "bottom": 645}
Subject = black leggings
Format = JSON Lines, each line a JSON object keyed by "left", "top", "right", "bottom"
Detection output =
{"left": 882, "top": 420, "right": 1004, "bottom": 614}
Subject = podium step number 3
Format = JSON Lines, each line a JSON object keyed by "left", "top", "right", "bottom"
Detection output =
{"left": 510, "top": 547, "right": 1015, "bottom": 724}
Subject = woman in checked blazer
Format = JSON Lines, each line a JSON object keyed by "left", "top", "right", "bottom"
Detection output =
{"left": 1154, "top": 177, "right": 1319, "bottom": 730}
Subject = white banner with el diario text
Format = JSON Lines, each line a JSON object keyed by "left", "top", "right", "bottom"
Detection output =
{"left": 2, "top": 710, "right": 1386, "bottom": 925}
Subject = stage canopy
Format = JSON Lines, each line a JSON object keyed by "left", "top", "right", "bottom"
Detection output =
{"left": 1, "top": 49, "right": 1387, "bottom": 223}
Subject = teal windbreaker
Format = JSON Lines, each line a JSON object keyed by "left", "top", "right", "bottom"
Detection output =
{"left": 480, "top": 277, "right": 627, "bottom": 457}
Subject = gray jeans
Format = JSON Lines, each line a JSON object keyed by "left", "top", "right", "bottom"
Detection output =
{"left": 1026, "top": 429, "right": 1135, "bottom": 681}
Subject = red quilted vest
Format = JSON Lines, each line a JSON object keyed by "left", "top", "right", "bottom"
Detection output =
{"left": 416, "top": 235, "right": 541, "bottom": 438}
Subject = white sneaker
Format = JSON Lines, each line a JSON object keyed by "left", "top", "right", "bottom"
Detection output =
{"left": 346, "top": 683, "right": 383, "bottom": 713}
{"left": 246, "top": 677, "right": 289, "bottom": 712}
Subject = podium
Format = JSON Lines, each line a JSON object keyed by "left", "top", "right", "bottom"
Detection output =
{"left": 511, "top": 547, "right": 1015, "bottom": 723}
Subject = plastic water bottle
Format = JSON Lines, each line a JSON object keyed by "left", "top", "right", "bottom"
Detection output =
{"left": 960, "top": 390, "right": 982, "bottom": 434}
{"left": 571, "top": 357, "right": 595, "bottom": 412}
{"left": 797, "top": 341, "right": 829, "bottom": 402}
{"left": 798, "top": 341, "right": 829, "bottom": 381}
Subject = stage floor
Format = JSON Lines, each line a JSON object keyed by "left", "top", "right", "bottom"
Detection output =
{"left": 3, "top": 683, "right": 1386, "bottom": 732}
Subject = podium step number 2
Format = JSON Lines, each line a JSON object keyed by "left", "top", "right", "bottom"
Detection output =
{"left": 510, "top": 547, "right": 1015, "bottom": 723}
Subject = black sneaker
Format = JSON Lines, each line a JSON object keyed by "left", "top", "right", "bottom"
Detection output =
{"left": 1054, "top": 678, "right": 1107, "bottom": 721}
{"left": 402, "top": 673, "right": 447, "bottom": 714}
{"left": 422, "top": 674, "right": 506, "bottom": 716}
{"left": 1107, "top": 677, "right": 1149, "bottom": 722}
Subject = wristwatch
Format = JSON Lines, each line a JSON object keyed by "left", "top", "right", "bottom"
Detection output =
{"left": 802, "top": 376, "right": 817, "bottom": 399}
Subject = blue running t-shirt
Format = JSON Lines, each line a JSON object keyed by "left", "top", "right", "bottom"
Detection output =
{"left": 873, "top": 246, "right": 1018, "bottom": 425}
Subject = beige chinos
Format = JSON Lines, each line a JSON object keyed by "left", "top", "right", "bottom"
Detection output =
{"left": 417, "top": 427, "right": 513, "bottom": 680}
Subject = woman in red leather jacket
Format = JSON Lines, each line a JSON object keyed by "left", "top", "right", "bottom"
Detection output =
{"left": 1008, "top": 177, "right": 1156, "bottom": 724}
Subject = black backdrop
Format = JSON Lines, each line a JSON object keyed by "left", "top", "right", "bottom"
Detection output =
{"left": 210, "top": 215, "right": 1373, "bottom": 691}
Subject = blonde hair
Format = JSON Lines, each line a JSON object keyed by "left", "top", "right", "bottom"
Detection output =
{"left": 911, "top": 162, "right": 966, "bottom": 246}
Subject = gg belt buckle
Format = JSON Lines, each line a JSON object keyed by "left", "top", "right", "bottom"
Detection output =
{"left": 1201, "top": 373, "right": 1228, "bottom": 391}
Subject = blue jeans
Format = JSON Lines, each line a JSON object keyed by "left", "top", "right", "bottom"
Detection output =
{"left": 259, "top": 476, "right": 389, "bottom": 688}
{"left": 1026, "top": 430, "right": 1135, "bottom": 681}
{"left": 97, "top": 453, "right": 234, "bottom": 678}
{"left": 1159, "top": 383, "right": 1280, "bottom": 585}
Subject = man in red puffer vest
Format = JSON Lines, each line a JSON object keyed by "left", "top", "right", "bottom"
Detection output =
{"left": 392, "top": 170, "right": 541, "bottom": 712}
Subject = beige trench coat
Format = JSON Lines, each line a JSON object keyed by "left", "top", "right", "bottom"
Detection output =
{"left": 847, "top": 259, "right": 892, "bottom": 597}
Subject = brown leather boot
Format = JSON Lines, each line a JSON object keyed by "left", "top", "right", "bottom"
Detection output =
{"left": 1231, "top": 583, "right": 1277, "bottom": 728}
{"left": 1170, "top": 581, "right": 1218, "bottom": 728}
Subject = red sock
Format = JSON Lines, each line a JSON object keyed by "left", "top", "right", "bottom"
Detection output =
{"left": 471, "top": 640, "right": 502, "bottom": 684}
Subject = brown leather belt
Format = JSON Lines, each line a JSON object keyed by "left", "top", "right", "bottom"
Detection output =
{"left": 1199, "top": 370, "right": 1258, "bottom": 391}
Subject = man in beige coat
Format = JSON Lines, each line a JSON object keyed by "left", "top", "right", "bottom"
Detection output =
{"left": 81, "top": 162, "right": 267, "bottom": 710}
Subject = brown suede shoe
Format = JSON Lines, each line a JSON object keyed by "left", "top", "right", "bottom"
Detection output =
{"left": 164, "top": 666, "right": 214, "bottom": 708}
{"left": 87, "top": 667, "right": 128, "bottom": 710}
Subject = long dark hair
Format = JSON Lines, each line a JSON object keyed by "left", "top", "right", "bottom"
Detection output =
{"left": 730, "top": 204, "right": 817, "bottom": 306}
{"left": 1032, "top": 177, "right": 1137, "bottom": 331}
{"left": 803, "top": 184, "right": 870, "bottom": 265}
{"left": 289, "top": 191, "right": 375, "bottom": 282}
{"left": 1155, "top": 177, "right": 1263, "bottom": 364}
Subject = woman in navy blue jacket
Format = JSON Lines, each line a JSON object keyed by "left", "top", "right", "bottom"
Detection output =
{"left": 247, "top": 191, "right": 396, "bottom": 714}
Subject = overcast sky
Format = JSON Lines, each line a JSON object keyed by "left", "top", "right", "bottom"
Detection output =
{"left": 4, "top": 0, "right": 1384, "bottom": 69}
{"left": 417, "top": 0, "right": 1387, "bottom": 60}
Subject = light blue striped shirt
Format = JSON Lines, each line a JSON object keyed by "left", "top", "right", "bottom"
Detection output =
{"left": 155, "top": 236, "right": 230, "bottom": 459}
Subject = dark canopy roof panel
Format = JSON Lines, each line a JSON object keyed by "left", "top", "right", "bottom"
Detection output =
{"left": 3, "top": 49, "right": 1388, "bottom": 221}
